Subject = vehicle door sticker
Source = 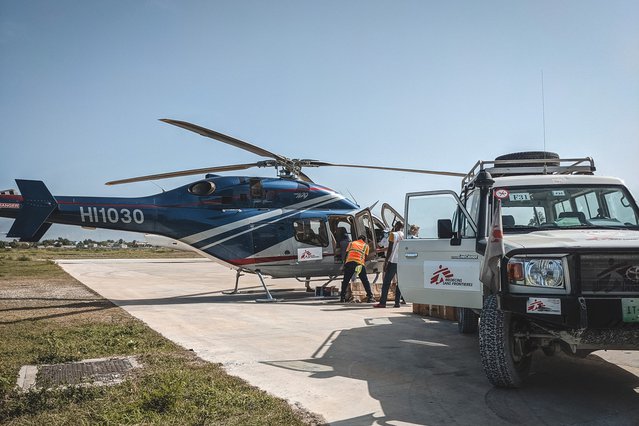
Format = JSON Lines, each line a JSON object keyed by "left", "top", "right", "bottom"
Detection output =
{"left": 423, "top": 260, "right": 480, "bottom": 291}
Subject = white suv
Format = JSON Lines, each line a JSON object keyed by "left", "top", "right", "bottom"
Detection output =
{"left": 398, "top": 152, "right": 639, "bottom": 387}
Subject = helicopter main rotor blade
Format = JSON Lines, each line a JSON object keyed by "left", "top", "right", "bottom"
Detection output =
{"left": 297, "top": 171, "right": 314, "bottom": 183}
{"left": 160, "top": 119, "right": 289, "bottom": 163}
{"left": 308, "top": 162, "right": 466, "bottom": 177}
{"left": 106, "top": 163, "right": 261, "bottom": 186}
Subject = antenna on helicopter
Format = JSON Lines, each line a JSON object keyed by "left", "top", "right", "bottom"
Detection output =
{"left": 346, "top": 189, "right": 358, "bottom": 205}
{"left": 149, "top": 181, "right": 166, "bottom": 193}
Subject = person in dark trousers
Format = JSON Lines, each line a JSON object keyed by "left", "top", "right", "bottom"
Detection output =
{"left": 336, "top": 227, "right": 351, "bottom": 262}
{"left": 339, "top": 235, "right": 375, "bottom": 303}
{"left": 374, "top": 222, "right": 404, "bottom": 308}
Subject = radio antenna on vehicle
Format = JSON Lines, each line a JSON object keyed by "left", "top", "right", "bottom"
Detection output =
{"left": 541, "top": 71, "right": 547, "bottom": 153}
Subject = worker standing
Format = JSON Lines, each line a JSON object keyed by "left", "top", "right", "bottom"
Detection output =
{"left": 374, "top": 222, "right": 404, "bottom": 308}
{"left": 339, "top": 235, "right": 375, "bottom": 303}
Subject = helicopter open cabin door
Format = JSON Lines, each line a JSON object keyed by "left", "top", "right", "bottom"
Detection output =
{"left": 354, "top": 208, "right": 383, "bottom": 273}
{"left": 398, "top": 190, "right": 483, "bottom": 309}
{"left": 381, "top": 202, "right": 404, "bottom": 228}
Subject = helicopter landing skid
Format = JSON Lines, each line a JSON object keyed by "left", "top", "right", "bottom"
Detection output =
{"left": 222, "top": 269, "right": 245, "bottom": 295}
{"left": 223, "top": 269, "right": 278, "bottom": 302}
{"left": 254, "top": 270, "right": 278, "bottom": 303}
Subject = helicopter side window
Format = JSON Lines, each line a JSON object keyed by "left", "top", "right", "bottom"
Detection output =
{"left": 293, "top": 219, "right": 328, "bottom": 247}
{"left": 250, "top": 178, "right": 263, "bottom": 199}
{"left": 189, "top": 181, "right": 216, "bottom": 196}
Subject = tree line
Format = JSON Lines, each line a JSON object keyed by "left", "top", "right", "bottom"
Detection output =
{"left": 0, "top": 237, "right": 144, "bottom": 249}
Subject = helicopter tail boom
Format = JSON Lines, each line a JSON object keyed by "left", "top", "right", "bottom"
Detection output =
{"left": 3, "top": 180, "right": 57, "bottom": 242}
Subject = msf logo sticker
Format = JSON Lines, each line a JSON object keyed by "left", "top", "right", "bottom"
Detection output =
{"left": 424, "top": 260, "right": 479, "bottom": 291}
{"left": 431, "top": 265, "right": 454, "bottom": 285}
{"left": 526, "top": 297, "right": 561, "bottom": 315}
{"left": 300, "top": 250, "right": 316, "bottom": 260}
{"left": 297, "top": 247, "right": 322, "bottom": 262}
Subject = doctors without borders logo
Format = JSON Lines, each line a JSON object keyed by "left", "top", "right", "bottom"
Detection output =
{"left": 431, "top": 265, "right": 454, "bottom": 285}
{"left": 428, "top": 264, "right": 474, "bottom": 289}
{"left": 300, "top": 250, "right": 316, "bottom": 260}
{"left": 424, "top": 260, "right": 480, "bottom": 291}
{"left": 526, "top": 297, "right": 561, "bottom": 315}
{"left": 297, "top": 247, "right": 322, "bottom": 262}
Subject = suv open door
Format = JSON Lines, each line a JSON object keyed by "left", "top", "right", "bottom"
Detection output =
{"left": 397, "top": 190, "right": 483, "bottom": 309}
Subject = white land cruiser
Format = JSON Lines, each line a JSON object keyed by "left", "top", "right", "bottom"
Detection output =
{"left": 397, "top": 152, "right": 639, "bottom": 388}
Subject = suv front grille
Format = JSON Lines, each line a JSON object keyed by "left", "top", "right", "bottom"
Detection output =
{"left": 580, "top": 254, "right": 639, "bottom": 294}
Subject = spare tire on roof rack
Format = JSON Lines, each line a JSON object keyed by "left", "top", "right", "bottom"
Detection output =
{"left": 495, "top": 151, "right": 560, "bottom": 167}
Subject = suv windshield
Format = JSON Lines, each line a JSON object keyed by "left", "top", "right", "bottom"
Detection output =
{"left": 494, "top": 185, "right": 639, "bottom": 232}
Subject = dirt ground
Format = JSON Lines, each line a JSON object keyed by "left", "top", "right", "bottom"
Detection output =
{"left": 0, "top": 253, "right": 325, "bottom": 425}
{"left": 0, "top": 271, "right": 128, "bottom": 326}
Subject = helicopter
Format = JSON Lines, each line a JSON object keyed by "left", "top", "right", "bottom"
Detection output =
{"left": 0, "top": 119, "right": 464, "bottom": 301}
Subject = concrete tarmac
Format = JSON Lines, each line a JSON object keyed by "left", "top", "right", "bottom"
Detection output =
{"left": 58, "top": 258, "right": 639, "bottom": 425}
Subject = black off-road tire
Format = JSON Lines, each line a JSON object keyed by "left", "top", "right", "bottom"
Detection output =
{"left": 479, "top": 295, "right": 532, "bottom": 388}
{"left": 495, "top": 151, "right": 560, "bottom": 167}
{"left": 457, "top": 307, "right": 479, "bottom": 334}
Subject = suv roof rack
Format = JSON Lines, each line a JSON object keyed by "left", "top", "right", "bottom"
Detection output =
{"left": 462, "top": 157, "right": 596, "bottom": 189}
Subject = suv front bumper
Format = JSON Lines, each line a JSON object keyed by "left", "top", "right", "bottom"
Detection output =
{"left": 500, "top": 294, "right": 639, "bottom": 349}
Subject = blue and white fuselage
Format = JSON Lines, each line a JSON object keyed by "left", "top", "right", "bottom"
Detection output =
{"left": 1, "top": 176, "right": 384, "bottom": 279}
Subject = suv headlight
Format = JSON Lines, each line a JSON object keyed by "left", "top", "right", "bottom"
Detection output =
{"left": 507, "top": 258, "right": 565, "bottom": 288}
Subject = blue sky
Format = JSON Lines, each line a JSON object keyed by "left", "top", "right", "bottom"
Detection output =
{"left": 1, "top": 0, "right": 638, "bottom": 241}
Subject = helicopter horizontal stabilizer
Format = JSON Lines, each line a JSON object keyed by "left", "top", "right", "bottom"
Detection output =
{"left": 7, "top": 180, "right": 57, "bottom": 242}
{"left": 20, "top": 223, "right": 53, "bottom": 243}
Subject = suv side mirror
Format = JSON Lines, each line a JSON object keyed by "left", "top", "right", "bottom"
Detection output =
{"left": 438, "top": 219, "right": 462, "bottom": 246}
{"left": 437, "top": 219, "right": 453, "bottom": 239}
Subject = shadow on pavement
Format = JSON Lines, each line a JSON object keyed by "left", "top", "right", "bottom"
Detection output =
{"left": 108, "top": 287, "right": 316, "bottom": 306}
{"left": 265, "top": 314, "right": 639, "bottom": 425}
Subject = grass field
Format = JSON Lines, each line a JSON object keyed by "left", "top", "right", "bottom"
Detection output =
{"left": 0, "top": 248, "right": 319, "bottom": 425}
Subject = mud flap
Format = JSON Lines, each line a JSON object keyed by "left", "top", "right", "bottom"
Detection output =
{"left": 7, "top": 180, "right": 57, "bottom": 242}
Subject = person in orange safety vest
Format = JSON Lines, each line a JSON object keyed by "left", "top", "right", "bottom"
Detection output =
{"left": 339, "top": 235, "right": 375, "bottom": 303}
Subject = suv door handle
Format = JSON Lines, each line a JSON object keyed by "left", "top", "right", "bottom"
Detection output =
{"left": 405, "top": 252, "right": 418, "bottom": 258}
